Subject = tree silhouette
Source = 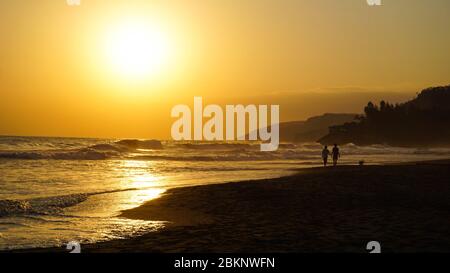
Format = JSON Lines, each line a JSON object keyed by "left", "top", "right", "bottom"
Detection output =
{"left": 319, "top": 85, "right": 450, "bottom": 147}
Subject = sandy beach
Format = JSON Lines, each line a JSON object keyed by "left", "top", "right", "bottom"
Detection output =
{"left": 12, "top": 160, "right": 450, "bottom": 253}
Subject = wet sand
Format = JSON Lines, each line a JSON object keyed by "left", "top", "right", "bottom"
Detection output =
{"left": 11, "top": 161, "right": 450, "bottom": 252}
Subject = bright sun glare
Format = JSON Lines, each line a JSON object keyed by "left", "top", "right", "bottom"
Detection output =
{"left": 105, "top": 20, "right": 171, "bottom": 79}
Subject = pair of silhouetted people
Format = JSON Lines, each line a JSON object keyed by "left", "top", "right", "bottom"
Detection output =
{"left": 322, "top": 144, "right": 340, "bottom": 167}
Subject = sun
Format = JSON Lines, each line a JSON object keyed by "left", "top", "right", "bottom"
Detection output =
{"left": 104, "top": 20, "right": 171, "bottom": 80}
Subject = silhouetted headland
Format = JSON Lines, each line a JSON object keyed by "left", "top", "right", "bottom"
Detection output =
{"left": 320, "top": 85, "right": 450, "bottom": 147}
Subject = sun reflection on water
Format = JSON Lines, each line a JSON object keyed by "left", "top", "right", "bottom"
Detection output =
{"left": 56, "top": 160, "right": 170, "bottom": 247}
{"left": 117, "top": 160, "right": 167, "bottom": 209}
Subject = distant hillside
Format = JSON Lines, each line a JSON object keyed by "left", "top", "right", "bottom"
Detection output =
{"left": 278, "top": 113, "right": 357, "bottom": 143}
{"left": 319, "top": 85, "right": 450, "bottom": 147}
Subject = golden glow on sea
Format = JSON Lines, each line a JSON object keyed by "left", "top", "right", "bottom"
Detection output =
{"left": 120, "top": 160, "right": 166, "bottom": 207}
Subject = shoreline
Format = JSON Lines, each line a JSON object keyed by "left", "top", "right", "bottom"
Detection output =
{"left": 6, "top": 160, "right": 450, "bottom": 253}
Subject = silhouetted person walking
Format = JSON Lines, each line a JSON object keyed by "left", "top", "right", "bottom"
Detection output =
{"left": 321, "top": 146, "right": 330, "bottom": 167}
{"left": 332, "top": 144, "right": 340, "bottom": 166}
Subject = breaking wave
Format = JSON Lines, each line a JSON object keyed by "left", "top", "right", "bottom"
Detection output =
{"left": 0, "top": 139, "right": 164, "bottom": 160}
{"left": 0, "top": 194, "right": 88, "bottom": 217}
{"left": 0, "top": 150, "right": 117, "bottom": 160}
{"left": 1, "top": 136, "right": 450, "bottom": 162}
{"left": 0, "top": 188, "right": 151, "bottom": 218}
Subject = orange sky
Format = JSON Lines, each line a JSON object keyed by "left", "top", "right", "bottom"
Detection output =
{"left": 1, "top": 0, "right": 449, "bottom": 139}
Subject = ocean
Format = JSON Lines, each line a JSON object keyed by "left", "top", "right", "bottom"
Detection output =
{"left": 1, "top": 135, "right": 449, "bottom": 250}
